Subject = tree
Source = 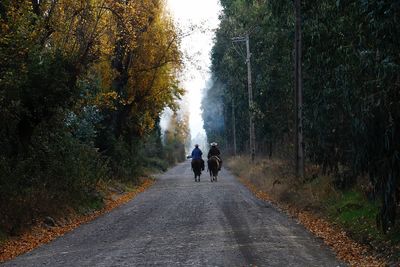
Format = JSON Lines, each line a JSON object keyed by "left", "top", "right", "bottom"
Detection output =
{"left": 0, "top": 0, "right": 186, "bottom": 234}
{"left": 205, "top": 0, "right": 400, "bottom": 232}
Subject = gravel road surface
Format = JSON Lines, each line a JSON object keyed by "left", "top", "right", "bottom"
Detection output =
{"left": 3, "top": 161, "right": 343, "bottom": 266}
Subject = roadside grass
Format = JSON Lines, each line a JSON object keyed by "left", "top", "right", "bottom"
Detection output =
{"left": 142, "top": 157, "right": 169, "bottom": 172}
{"left": 77, "top": 175, "right": 156, "bottom": 215}
{"left": 0, "top": 177, "right": 155, "bottom": 263}
{"left": 227, "top": 156, "right": 338, "bottom": 209}
{"left": 227, "top": 155, "right": 400, "bottom": 264}
{"left": 327, "top": 191, "right": 380, "bottom": 241}
{"left": 327, "top": 190, "right": 400, "bottom": 257}
{"left": 76, "top": 194, "right": 105, "bottom": 215}
{"left": 0, "top": 154, "right": 168, "bottom": 257}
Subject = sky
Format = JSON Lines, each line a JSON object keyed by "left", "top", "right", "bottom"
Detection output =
{"left": 165, "top": 0, "right": 222, "bottom": 150}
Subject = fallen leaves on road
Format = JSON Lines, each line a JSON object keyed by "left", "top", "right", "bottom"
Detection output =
{"left": 238, "top": 176, "right": 387, "bottom": 267}
{"left": 0, "top": 178, "right": 154, "bottom": 263}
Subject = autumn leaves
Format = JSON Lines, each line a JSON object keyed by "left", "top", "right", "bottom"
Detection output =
{"left": 0, "top": 0, "right": 184, "bottom": 235}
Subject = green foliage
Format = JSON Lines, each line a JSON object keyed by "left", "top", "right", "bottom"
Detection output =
{"left": 162, "top": 112, "right": 190, "bottom": 165}
{"left": 0, "top": 0, "right": 186, "bottom": 235}
{"left": 327, "top": 190, "right": 400, "bottom": 247}
{"left": 140, "top": 121, "right": 169, "bottom": 172}
{"left": 328, "top": 191, "right": 378, "bottom": 228}
{"left": 77, "top": 196, "right": 105, "bottom": 215}
{"left": 206, "top": 0, "right": 400, "bottom": 232}
{"left": 0, "top": 120, "right": 109, "bottom": 233}
{"left": 302, "top": 0, "right": 400, "bottom": 232}
{"left": 205, "top": 0, "right": 295, "bottom": 155}
{"left": 142, "top": 157, "right": 169, "bottom": 172}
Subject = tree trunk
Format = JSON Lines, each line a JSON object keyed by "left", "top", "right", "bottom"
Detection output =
{"left": 294, "top": 0, "right": 304, "bottom": 178}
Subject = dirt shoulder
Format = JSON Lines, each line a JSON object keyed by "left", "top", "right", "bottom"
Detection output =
{"left": 0, "top": 178, "right": 154, "bottom": 263}
{"left": 227, "top": 156, "right": 393, "bottom": 266}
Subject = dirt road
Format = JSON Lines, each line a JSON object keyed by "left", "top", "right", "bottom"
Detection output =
{"left": 2, "top": 162, "right": 343, "bottom": 266}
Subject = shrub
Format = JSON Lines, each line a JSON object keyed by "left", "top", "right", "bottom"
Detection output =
{"left": 0, "top": 119, "right": 108, "bottom": 234}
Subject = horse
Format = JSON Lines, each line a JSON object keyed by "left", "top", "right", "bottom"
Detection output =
{"left": 208, "top": 156, "right": 220, "bottom": 182}
{"left": 191, "top": 159, "right": 203, "bottom": 182}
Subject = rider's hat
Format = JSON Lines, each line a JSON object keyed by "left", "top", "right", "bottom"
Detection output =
{"left": 195, "top": 144, "right": 199, "bottom": 147}
{"left": 210, "top": 142, "right": 218, "bottom": 146}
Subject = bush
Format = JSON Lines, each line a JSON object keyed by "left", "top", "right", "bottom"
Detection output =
{"left": 142, "top": 157, "right": 169, "bottom": 172}
{"left": 107, "top": 138, "right": 143, "bottom": 183}
{"left": 0, "top": 120, "right": 108, "bottom": 234}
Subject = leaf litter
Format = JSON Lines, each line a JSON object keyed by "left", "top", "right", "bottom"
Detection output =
{"left": 239, "top": 176, "right": 387, "bottom": 267}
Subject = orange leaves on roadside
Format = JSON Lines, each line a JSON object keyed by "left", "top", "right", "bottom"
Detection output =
{"left": 238, "top": 176, "right": 386, "bottom": 267}
{"left": 0, "top": 178, "right": 154, "bottom": 263}
{"left": 296, "top": 211, "right": 385, "bottom": 267}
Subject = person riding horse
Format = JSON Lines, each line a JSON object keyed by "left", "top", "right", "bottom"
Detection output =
{"left": 207, "top": 142, "right": 222, "bottom": 170}
{"left": 191, "top": 144, "right": 204, "bottom": 171}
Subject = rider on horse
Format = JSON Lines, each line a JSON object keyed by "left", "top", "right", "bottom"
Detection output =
{"left": 191, "top": 144, "right": 205, "bottom": 171}
{"left": 207, "top": 142, "right": 222, "bottom": 170}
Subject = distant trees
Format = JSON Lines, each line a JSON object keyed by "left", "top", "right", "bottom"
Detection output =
{"left": 205, "top": 0, "right": 294, "bottom": 156}
{"left": 204, "top": 0, "right": 400, "bottom": 232}
{"left": 163, "top": 112, "right": 191, "bottom": 165}
{"left": 0, "top": 0, "right": 186, "bottom": 234}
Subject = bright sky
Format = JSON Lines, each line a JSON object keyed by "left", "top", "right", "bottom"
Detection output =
{"left": 165, "top": 0, "right": 222, "bottom": 149}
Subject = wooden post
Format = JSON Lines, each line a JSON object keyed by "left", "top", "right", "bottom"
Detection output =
{"left": 232, "top": 94, "right": 237, "bottom": 156}
{"left": 246, "top": 34, "right": 256, "bottom": 162}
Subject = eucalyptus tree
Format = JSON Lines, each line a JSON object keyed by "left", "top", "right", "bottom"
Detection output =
{"left": 206, "top": 0, "right": 400, "bottom": 232}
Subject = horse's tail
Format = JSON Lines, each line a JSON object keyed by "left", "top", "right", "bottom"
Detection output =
{"left": 208, "top": 157, "right": 219, "bottom": 176}
{"left": 192, "top": 159, "right": 202, "bottom": 175}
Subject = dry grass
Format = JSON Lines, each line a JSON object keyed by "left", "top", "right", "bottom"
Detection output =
{"left": 227, "top": 155, "right": 388, "bottom": 266}
{"left": 227, "top": 156, "right": 339, "bottom": 211}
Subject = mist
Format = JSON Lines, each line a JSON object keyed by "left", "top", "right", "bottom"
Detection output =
{"left": 163, "top": 0, "right": 221, "bottom": 157}
{"left": 201, "top": 78, "right": 226, "bottom": 132}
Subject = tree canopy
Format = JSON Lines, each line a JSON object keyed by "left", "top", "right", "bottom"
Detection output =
{"left": 0, "top": 0, "right": 187, "bottom": 234}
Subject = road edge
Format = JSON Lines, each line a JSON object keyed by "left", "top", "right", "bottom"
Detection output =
{"left": 234, "top": 173, "right": 387, "bottom": 267}
{"left": 0, "top": 178, "right": 155, "bottom": 263}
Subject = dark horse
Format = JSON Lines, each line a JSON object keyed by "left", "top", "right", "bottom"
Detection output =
{"left": 208, "top": 156, "right": 220, "bottom": 182}
{"left": 191, "top": 159, "right": 202, "bottom": 182}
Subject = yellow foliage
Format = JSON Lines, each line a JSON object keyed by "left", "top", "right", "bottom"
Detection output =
{"left": 1, "top": 0, "right": 184, "bottom": 137}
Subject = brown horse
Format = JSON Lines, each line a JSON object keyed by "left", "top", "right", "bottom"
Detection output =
{"left": 191, "top": 159, "right": 203, "bottom": 182}
{"left": 208, "top": 156, "right": 220, "bottom": 182}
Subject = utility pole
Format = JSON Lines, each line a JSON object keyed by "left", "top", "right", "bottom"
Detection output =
{"left": 294, "top": 0, "right": 304, "bottom": 178}
{"left": 246, "top": 34, "right": 256, "bottom": 162}
{"left": 231, "top": 92, "right": 237, "bottom": 156}
{"left": 232, "top": 34, "right": 256, "bottom": 161}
